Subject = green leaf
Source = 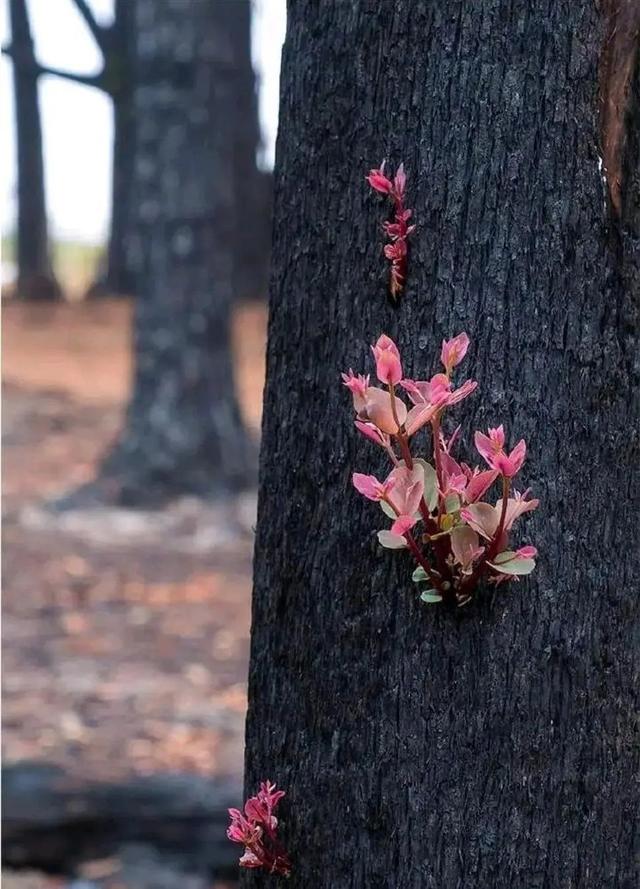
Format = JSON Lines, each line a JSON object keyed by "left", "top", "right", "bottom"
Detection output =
{"left": 393, "top": 458, "right": 438, "bottom": 513}
{"left": 487, "top": 553, "right": 536, "bottom": 575}
{"left": 380, "top": 500, "right": 396, "bottom": 519}
{"left": 377, "top": 530, "right": 407, "bottom": 550}
{"left": 420, "top": 590, "right": 443, "bottom": 604}
{"left": 492, "top": 550, "right": 517, "bottom": 564}
{"left": 444, "top": 493, "right": 461, "bottom": 514}
{"left": 414, "top": 459, "right": 438, "bottom": 512}
{"left": 412, "top": 566, "right": 428, "bottom": 583}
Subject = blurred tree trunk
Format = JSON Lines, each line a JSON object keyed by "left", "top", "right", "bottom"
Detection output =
{"left": 90, "top": 0, "right": 137, "bottom": 297}
{"left": 63, "top": 0, "right": 138, "bottom": 298}
{"left": 8, "top": 0, "right": 59, "bottom": 300}
{"left": 226, "top": 0, "right": 272, "bottom": 303}
{"left": 91, "top": 0, "right": 271, "bottom": 301}
{"left": 5, "top": 0, "right": 136, "bottom": 299}
{"left": 244, "top": 2, "right": 639, "bottom": 887}
{"left": 97, "top": 0, "right": 255, "bottom": 505}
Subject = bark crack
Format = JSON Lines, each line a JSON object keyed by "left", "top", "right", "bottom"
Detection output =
{"left": 599, "top": 0, "right": 640, "bottom": 216}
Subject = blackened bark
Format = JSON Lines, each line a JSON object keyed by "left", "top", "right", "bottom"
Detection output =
{"left": 98, "top": 0, "right": 255, "bottom": 505}
{"left": 244, "top": 2, "right": 639, "bottom": 887}
{"left": 8, "top": 0, "right": 59, "bottom": 301}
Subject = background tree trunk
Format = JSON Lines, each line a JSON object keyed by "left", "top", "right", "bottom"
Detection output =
{"left": 244, "top": 2, "right": 639, "bottom": 887}
{"left": 98, "top": 82, "right": 135, "bottom": 296}
{"left": 225, "top": 0, "right": 272, "bottom": 304}
{"left": 90, "top": 0, "right": 271, "bottom": 302}
{"left": 96, "top": 0, "right": 255, "bottom": 505}
{"left": 89, "top": 0, "right": 137, "bottom": 297}
{"left": 8, "top": 0, "right": 59, "bottom": 300}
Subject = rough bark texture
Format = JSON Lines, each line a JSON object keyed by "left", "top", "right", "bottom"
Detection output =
{"left": 244, "top": 2, "right": 639, "bottom": 887}
{"left": 98, "top": 0, "right": 255, "bottom": 505}
{"left": 8, "top": 0, "right": 59, "bottom": 301}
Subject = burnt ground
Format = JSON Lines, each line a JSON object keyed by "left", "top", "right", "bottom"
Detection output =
{"left": 2, "top": 299, "right": 268, "bottom": 887}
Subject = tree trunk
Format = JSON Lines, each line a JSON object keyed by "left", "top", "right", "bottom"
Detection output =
{"left": 83, "top": 0, "right": 137, "bottom": 299}
{"left": 8, "top": 0, "right": 59, "bottom": 300}
{"left": 95, "top": 86, "right": 136, "bottom": 297}
{"left": 2, "top": 763, "right": 239, "bottom": 879}
{"left": 225, "top": 0, "right": 272, "bottom": 303}
{"left": 90, "top": 0, "right": 271, "bottom": 302}
{"left": 244, "top": 2, "right": 639, "bottom": 887}
{"left": 97, "top": 0, "right": 255, "bottom": 505}
{"left": 98, "top": 0, "right": 137, "bottom": 297}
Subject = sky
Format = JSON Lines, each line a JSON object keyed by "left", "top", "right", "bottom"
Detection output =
{"left": 0, "top": 0, "right": 286, "bottom": 243}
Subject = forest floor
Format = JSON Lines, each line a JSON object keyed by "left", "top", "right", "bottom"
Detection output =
{"left": 2, "top": 298, "right": 268, "bottom": 888}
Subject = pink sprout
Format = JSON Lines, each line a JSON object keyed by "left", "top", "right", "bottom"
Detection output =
{"left": 343, "top": 333, "right": 538, "bottom": 605}
{"left": 371, "top": 334, "right": 403, "bottom": 385}
{"left": 227, "top": 781, "right": 291, "bottom": 877}
{"left": 441, "top": 332, "right": 470, "bottom": 375}
{"left": 366, "top": 161, "right": 415, "bottom": 299}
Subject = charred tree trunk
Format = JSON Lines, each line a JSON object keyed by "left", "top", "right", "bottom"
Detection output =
{"left": 94, "top": 0, "right": 137, "bottom": 297}
{"left": 225, "top": 0, "right": 272, "bottom": 303}
{"left": 5, "top": 0, "right": 137, "bottom": 299}
{"left": 97, "top": 0, "right": 255, "bottom": 505}
{"left": 95, "top": 86, "right": 135, "bottom": 297}
{"left": 8, "top": 0, "right": 59, "bottom": 300}
{"left": 49, "top": 0, "right": 138, "bottom": 299}
{"left": 2, "top": 764, "right": 239, "bottom": 879}
{"left": 75, "top": 0, "right": 137, "bottom": 299}
{"left": 92, "top": 0, "right": 271, "bottom": 301}
{"left": 244, "top": 2, "right": 639, "bottom": 887}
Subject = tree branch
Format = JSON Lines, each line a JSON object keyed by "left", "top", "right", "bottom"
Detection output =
{"left": 38, "top": 63, "right": 105, "bottom": 89}
{"left": 69, "top": 0, "right": 108, "bottom": 54}
{"left": 2, "top": 44, "right": 105, "bottom": 90}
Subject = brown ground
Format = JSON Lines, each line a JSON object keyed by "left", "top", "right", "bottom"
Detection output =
{"left": 2, "top": 299, "right": 267, "bottom": 785}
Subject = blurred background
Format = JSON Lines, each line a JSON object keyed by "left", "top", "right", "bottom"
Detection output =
{"left": 2, "top": 1, "right": 285, "bottom": 886}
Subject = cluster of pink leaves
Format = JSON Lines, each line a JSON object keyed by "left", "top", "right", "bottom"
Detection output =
{"left": 343, "top": 334, "right": 538, "bottom": 605}
{"left": 366, "top": 162, "right": 415, "bottom": 299}
{"left": 227, "top": 781, "right": 291, "bottom": 876}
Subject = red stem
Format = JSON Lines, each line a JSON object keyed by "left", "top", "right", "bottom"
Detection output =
{"left": 385, "top": 488, "right": 445, "bottom": 595}
{"left": 389, "top": 383, "right": 404, "bottom": 436}
{"left": 397, "top": 430, "right": 413, "bottom": 468}
{"left": 404, "top": 530, "right": 446, "bottom": 595}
